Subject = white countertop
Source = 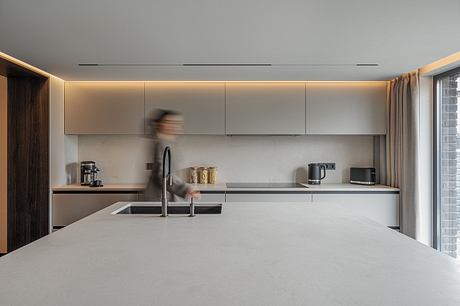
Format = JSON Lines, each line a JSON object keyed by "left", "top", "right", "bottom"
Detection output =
{"left": 53, "top": 183, "right": 399, "bottom": 193}
{"left": 300, "top": 183, "right": 399, "bottom": 192}
{"left": 0, "top": 201, "right": 457, "bottom": 305}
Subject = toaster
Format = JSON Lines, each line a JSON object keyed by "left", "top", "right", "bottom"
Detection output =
{"left": 350, "top": 167, "right": 376, "bottom": 185}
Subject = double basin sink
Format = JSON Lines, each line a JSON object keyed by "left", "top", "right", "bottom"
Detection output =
{"left": 113, "top": 203, "right": 222, "bottom": 215}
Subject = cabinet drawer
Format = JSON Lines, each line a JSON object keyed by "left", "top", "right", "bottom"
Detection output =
{"left": 53, "top": 193, "right": 139, "bottom": 226}
{"left": 312, "top": 193, "right": 399, "bottom": 227}
{"left": 226, "top": 193, "right": 310, "bottom": 202}
{"left": 198, "top": 193, "right": 226, "bottom": 203}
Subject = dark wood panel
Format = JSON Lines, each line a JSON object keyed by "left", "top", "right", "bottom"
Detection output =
{"left": 7, "top": 76, "right": 49, "bottom": 251}
{"left": 0, "top": 57, "right": 46, "bottom": 78}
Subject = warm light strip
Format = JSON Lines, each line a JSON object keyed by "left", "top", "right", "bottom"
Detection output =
{"left": 0, "top": 51, "right": 65, "bottom": 81}
{"left": 67, "top": 80, "right": 388, "bottom": 84}
{"left": 420, "top": 51, "right": 460, "bottom": 76}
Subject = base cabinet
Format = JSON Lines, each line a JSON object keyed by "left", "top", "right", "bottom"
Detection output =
{"left": 53, "top": 193, "right": 139, "bottom": 227}
{"left": 198, "top": 193, "right": 226, "bottom": 203}
{"left": 226, "top": 193, "right": 310, "bottom": 202}
{"left": 312, "top": 193, "right": 399, "bottom": 227}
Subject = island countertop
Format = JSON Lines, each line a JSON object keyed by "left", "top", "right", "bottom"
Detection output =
{"left": 0, "top": 202, "right": 457, "bottom": 306}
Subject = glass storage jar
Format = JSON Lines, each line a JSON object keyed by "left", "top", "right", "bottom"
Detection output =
{"left": 199, "top": 167, "right": 209, "bottom": 184}
{"left": 208, "top": 167, "right": 217, "bottom": 184}
{"left": 189, "top": 167, "right": 198, "bottom": 184}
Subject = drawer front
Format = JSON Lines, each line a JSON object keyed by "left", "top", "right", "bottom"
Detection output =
{"left": 226, "top": 193, "right": 310, "bottom": 202}
{"left": 312, "top": 193, "right": 399, "bottom": 227}
{"left": 198, "top": 193, "right": 226, "bottom": 203}
{"left": 53, "top": 193, "right": 139, "bottom": 226}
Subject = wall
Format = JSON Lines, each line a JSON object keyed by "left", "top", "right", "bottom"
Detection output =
{"left": 0, "top": 75, "right": 7, "bottom": 253}
{"left": 49, "top": 76, "right": 78, "bottom": 230}
{"left": 78, "top": 135, "right": 374, "bottom": 184}
{"left": 418, "top": 75, "right": 433, "bottom": 246}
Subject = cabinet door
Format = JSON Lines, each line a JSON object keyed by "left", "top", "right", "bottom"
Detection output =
{"left": 312, "top": 193, "right": 399, "bottom": 227}
{"left": 226, "top": 193, "right": 310, "bottom": 202}
{"left": 65, "top": 82, "right": 144, "bottom": 134}
{"left": 145, "top": 82, "right": 225, "bottom": 135}
{"left": 306, "top": 83, "right": 386, "bottom": 135}
{"left": 226, "top": 82, "right": 306, "bottom": 135}
{"left": 53, "top": 193, "right": 139, "bottom": 226}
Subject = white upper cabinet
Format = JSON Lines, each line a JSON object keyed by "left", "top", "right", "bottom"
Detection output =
{"left": 305, "top": 82, "right": 387, "bottom": 135}
{"left": 65, "top": 82, "right": 145, "bottom": 134}
{"left": 226, "top": 82, "right": 306, "bottom": 135}
{"left": 145, "top": 82, "right": 225, "bottom": 135}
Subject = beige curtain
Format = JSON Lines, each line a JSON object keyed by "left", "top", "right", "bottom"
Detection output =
{"left": 386, "top": 71, "right": 420, "bottom": 239}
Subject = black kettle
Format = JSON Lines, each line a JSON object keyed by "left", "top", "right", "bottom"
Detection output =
{"left": 308, "top": 163, "right": 326, "bottom": 185}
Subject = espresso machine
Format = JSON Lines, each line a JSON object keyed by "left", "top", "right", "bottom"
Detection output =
{"left": 80, "top": 161, "right": 102, "bottom": 187}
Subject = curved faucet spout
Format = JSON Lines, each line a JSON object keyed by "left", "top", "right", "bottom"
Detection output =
{"left": 161, "top": 146, "right": 172, "bottom": 217}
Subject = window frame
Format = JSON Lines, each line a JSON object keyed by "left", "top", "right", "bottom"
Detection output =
{"left": 433, "top": 66, "right": 460, "bottom": 250}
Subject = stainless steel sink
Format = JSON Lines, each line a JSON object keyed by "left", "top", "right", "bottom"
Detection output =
{"left": 113, "top": 203, "right": 222, "bottom": 215}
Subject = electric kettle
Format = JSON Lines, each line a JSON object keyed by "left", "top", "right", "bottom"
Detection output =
{"left": 308, "top": 163, "right": 326, "bottom": 185}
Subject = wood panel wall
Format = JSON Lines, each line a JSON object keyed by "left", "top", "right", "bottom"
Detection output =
{"left": 7, "top": 77, "right": 49, "bottom": 251}
{"left": 0, "top": 75, "right": 7, "bottom": 254}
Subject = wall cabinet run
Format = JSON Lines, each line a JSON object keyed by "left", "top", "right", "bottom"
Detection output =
{"left": 145, "top": 82, "right": 225, "bottom": 135}
{"left": 306, "top": 83, "right": 387, "bottom": 135}
{"left": 65, "top": 82, "right": 145, "bottom": 134}
{"left": 226, "top": 82, "right": 306, "bottom": 135}
{"left": 64, "top": 81, "right": 387, "bottom": 135}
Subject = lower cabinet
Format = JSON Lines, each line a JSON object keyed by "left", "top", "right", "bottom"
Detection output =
{"left": 312, "top": 193, "right": 399, "bottom": 227}
{"left": 53, "top": 193, "right": 139, "bottom": 227}
{"left": 198, "top": 193, "right": 226, "bottom": 203}
{"left": 226, "top": 193, "right": 311, "bottom": 202}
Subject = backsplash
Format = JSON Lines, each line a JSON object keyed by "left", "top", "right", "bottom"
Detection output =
{"left": 78, "top": 135, "right": 374, "bottom": 184}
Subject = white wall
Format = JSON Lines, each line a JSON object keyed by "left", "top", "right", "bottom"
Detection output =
{"left": 418, "top": 75, "right": 433, "bottom": 246}
{"left": 78, "top": 135, "right": 374, "bottom": 184}
{"left": 49, "top": 76, "right": 79, "bottom": 188}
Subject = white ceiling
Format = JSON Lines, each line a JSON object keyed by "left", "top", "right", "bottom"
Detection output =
{"left": 1, "top": 0, "right": 459, "bottom": 81}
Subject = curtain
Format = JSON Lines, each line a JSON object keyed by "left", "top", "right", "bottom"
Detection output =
{"left": 386, "top": 71, "right": 420, "bottom": 239}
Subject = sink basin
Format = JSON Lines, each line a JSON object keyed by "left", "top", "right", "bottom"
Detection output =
{"left": 114, "top": 203, "right": 222, "bottom": 215}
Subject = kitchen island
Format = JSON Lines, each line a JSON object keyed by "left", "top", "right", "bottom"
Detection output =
{"left": 0, "top": 202, "right": 459, "bottom": 306}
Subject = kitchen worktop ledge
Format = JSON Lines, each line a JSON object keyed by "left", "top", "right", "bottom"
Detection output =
{"left": 52, "top": 183, "right": 399, "bottom": 193}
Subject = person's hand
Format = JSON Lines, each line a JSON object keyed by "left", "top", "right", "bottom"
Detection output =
{"left": 187, "top": 187, "right": 201, "bottom": 199}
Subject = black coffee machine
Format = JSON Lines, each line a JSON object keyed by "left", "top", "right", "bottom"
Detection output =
{"left": 80, "top": 161, "right": 103, "bottom": 187}
{"left": 307, "top": 163, "right": 327, "bottom": 185}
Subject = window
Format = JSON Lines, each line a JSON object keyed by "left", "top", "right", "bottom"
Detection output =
{"left": 434, "top": 67, "right": 460, "bottom": 258}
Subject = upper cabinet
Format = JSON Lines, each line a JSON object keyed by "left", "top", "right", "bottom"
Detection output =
{"left": 226, "top": 82, "right": 306, "bottom": 135}
{"left": 305, "top": 82, "right": 387, "bottom": 135}
{"left": 64, "top": 81, "right": 387, "bottom": 136}
{"left": 145, "top": 82, "right": 225, "bottom": 135}
{"left": 65, "top": 82, "right": 144, "bottom": 134}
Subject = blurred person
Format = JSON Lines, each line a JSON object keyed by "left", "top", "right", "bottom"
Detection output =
{"left": 144, "top": 109, "right": 200, "bottom": 201}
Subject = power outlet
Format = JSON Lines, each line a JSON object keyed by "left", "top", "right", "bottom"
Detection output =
{"left": 324, "top": 163, "right": 336, "bottom": 170}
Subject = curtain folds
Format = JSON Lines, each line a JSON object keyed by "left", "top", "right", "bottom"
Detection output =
{"left": 386, "top": 71, "right": 420, "bottom": 239}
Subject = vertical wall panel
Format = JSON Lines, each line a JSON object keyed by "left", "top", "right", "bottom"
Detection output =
{"left": 0, "top": 76, "right": 7, "bottom": 253}
{"left": 7, "top": 77, "right": 49, "bottom": 251}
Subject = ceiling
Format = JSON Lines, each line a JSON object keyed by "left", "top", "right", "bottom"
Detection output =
{"left": 1, "top": 0, "right": 459, "bottom": 81}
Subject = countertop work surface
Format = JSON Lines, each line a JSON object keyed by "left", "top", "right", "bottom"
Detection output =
{"left": 53, "top": 183, "right": 399, "bottom": 193}
{"left": 0, "top": 202, "right": 458, "bottom": 306}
